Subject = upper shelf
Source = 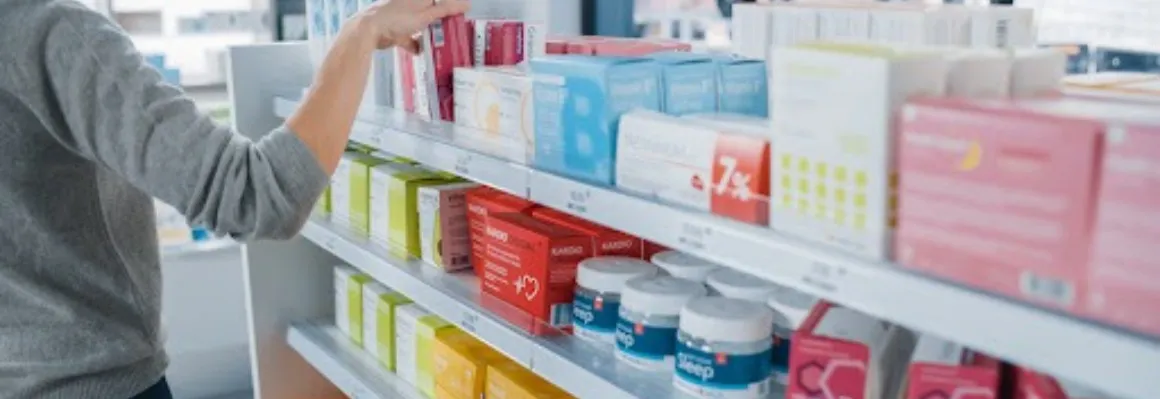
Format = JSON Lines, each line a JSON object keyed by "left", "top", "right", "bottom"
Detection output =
{"left": 274, "top": 97, "right": 1160, "bottom": 399}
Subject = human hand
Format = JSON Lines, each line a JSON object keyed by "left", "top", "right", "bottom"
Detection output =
{"left": 361, "top": 0, "right": 470, "bottom": 53}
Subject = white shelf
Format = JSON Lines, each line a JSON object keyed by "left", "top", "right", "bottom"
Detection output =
{"left": 275, "top": 97, "right": 1160, "bottom": 399}
{"left": 300, "top": 218, "right": 683, "bottom": 399}
{"left": 287, "top": 322, "right": 423, "bottom": 399}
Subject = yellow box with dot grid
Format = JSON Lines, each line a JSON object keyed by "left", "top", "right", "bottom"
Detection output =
{"left": 768, "top": 43, "right": 948, "bottom": 260}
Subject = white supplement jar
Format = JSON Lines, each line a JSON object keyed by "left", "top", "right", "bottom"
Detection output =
{"left": 616, "top": 276, "right": 708, "bottom": 371}
{"left": 573, "top": 257, "right": 659, "bottom": 344}
{"left": 675, "top": 297, "right": 775, "bottom": 399}
{"left": 766, "top": 287, "right": 819, "bottom": 384}
{"left": 651, "top": 251, "right": 721, "bottom": 283}
{"left": 705, "top": 268, "right": 778, "bottom": 303}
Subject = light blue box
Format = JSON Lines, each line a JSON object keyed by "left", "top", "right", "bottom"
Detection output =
{"left": 328, "top": 0, "right": 342, "bottom": 35}
{"left": 647, "top": 52, "right": 718, "bottom": 116}
{"left": 713, "top": 56, "right": 768, "bottom": 117}
{"left": 531, "top": 55, "right": 661, "bottom": 185}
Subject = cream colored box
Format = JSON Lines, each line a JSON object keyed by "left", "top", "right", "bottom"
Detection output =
{"left": 946, "top": 48, "right": 1011, "bottom": 98}
{"left": 452, "top": 66, "right": 534, "bottom": 162}
{"left": 1010, "top": 48, "right": 1067, "bottom": 97}
{"left": 869, "top": 7, "right": 972, "bottom": 46}
{"left": 769, "top": 43, "right": 947, "bottom": 260}
{"left": 369, "top": 162, "right": 424, "bottom": 247}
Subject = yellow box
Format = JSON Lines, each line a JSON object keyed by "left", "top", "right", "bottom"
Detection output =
{"left": 434, "top": 329, "right": 506, "bottom": 399}
{"left": 486, "top": 359, "right": 574, "bottom": 399}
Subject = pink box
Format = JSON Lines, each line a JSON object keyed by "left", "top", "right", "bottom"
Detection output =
{"left": 1013, "top": 368, "right": 1111, "bottom": 399}
{"left": 546, "top": 37, "right": 569, "bottom": 55}
{"left": 897, "top": 96, "right": 1160, "bottom": 336}
{"left": 787, "top": 302, "right": 913, "bottom": 399}
{"left": 904, "top": 348, "right": 1001, "bottom": 399}
{"left": 418, "top": 4, "right": 472, "bottom": 121}
{"left": 472, "top": 20, "right": 525, "bottom": 66}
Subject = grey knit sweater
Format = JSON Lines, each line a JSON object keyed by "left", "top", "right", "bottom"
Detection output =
{"left": 0, "top": 1, "right": 328, "bottom": 397}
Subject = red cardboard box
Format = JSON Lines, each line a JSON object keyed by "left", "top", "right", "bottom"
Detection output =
{"left": 472, "top": 20, "right": 525, "bottom": 66}
{"left": 479, "top": 213, "right": 593, "bottom": 334}
{"left": 418, "top": 2, "right": 472, "bottom": 121}
{"left": 904, "top": 337, "right": 1002, "bottom": 399}
{"left": 465, "top": 187, "right": 537, "bottom": 276}
{"left": 530, "top": 207, "right": 642, "bottom": 257}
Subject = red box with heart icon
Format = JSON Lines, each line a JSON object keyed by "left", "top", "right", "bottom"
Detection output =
{"left": 478, "top": 212, "right": 593, "bottom": 335}
{"left": 530, "top": 207, "right": 643, "bottom": 258}
{"left": 787, "top": 302, "right": 916, "bottom": 399}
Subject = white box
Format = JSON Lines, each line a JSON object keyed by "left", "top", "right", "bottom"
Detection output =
{"left": 731, "top": 3, "right": 775, "bottom": 59}
{"left": 771, "top": 5, "right": 819, "bottom": 47}
{"left": 334, "top": 264, "right": 368, "bottom": 341}
{"left": 361, "top": 282, "right": 391, "bottom": 355}
{"left": 523, "top": 23, "right": 547, "bottom": 63}
{"left": 969, "top": 6, "right": 1036, "bottom": 48}
{"left": 769, "top": 44, "right": 947, "bottom": 260}
{"left": 1010, "top": 48, "right": 1067, "bottom": 97}
{"left": 418, "top": 182, "right": 479, "bottom": 271}
{"left": 394, "top": 304, "right": 430, "bottom": 387}
{"left": 869, "top": 7, "right": 972, "bottom": 46}
{"left": 946, "top": 48, "right": 1012, "bottom": 97}
{"left": 452, "top": 67, "right": 534, "bottom": 162}
{"left": 369, "top": 162, "right": 423, "bottom": 246}
{"left": 331, "top": 154, "right": 356, "bottom": 229}
{"left": 818, "top": 7, "right": 871, "bottom": 41}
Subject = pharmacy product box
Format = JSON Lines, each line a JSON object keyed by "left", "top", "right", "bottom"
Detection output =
{"left": 771, "top": 4, "right": 821, "bottom": 47}
{"left": 1011, "top": 48, "right": 1067, "bottom": 97}
{"left": 395, "top": 306, "right": 454, "bottom": 396}
{"left": 486, "top": 360, "right": 575, "bottom": 399}
{"left": 523, "top": 23, "right": 546, "bottom": 62}
{"left": 545, "top": 37, "right": 569, "bottom": 55}
{"left": 434, "top": 329, "right": 506, "bottom": 399}
{"left": 395, "top": 48, "right": 417, "bottom": 113}
{"left": 330, "top": 153, "right": 357, "bottom": 230}
{"left": 896, "top": 97, "right": 1160, "bottom": 331}
{"left": 315, "top": 185, "right": 331, "bottom": 215}
{"left": 730, "top": 3, "right": 774, "bottom": 59}
{"left": 465, "top": 187, "right": 537, "bottom": 275}
{"left": 643, "top": 240, "right": 670, "bottom": 260}
{"left": 768, "top": 43, "right": 947, "bottom": 260}
{"left": 531, "top": 207, "right": 642, "bottom": 257}
{"left": 945, "top": 48, "right": 1012, "bottom": 98}
{"left": 1095, "top": 46, "right": 1160, "bottom": 73}
{"left": 647, "top": 52, "right": 718, "bottom": 116}
{"left": 418, "top": 182, "right": 479, "bottom": 271}
{"left": 590, "top": 40, "right": 674, "bottom": 57}
{"left": 1041, "top": 43, "right": 1093, "bottom": 75}
{"left": 817, "top": 6, "right": 872, "bottom": 41}
{"left": 334, "top": 265, "right": 372, "bottom": 344}
{"left": 531, "top": 56, "right": 662, "bottom": 185}
{"left": 388, "top": 170, "right": 452, "bottom": 258}
{"left": 1013, "top": 368, "right": 1115, "bottom": 399}
{"left": 472, "top": 20, "right": 525, "bottom": 66}
{"left": 868, "top": 6, "right": 972, "bottom": 46}
{"left": 326, "top": 0, "right": 341, "bottom": 44}
{"left": 562, "top": 36, "right": 609, "bottom": 55}
{"left": 787, "top": 302, "right": 916, "bottom": 399}
{"left": 903, "top": 335, "right": 1001, "bottom": 399}
{"left": 349, "top": 156, "right": 391, "bottom": 235}
{"left": 479, "top": 212, "right": 593, "bottom": 333}
{"left": 712, "top": 56, "right": 768, "bottom": 117}
{"left": 362, "top": 283, "right": 412, "bottom": 371}
{"left": 968, "top": 5, "right": 1036, "bottom": 48}
{"left": 368, "top": 162, "right": 425, "bottom": 247}
{"left": 418, "top": 6, "right": 473, "bottom": 121}
{"left": 618, "top": 111, "right": 771, "bottom": 224}
{"left": 452, "top": 67, "right": 534, "bottom": 162}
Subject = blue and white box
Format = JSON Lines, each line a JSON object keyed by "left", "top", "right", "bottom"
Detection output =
{"left": 713, "top": 56, "right": 768, "bottom": 117}
{"left": 647, "top": 52, "right": 718, "bottom": 116}
{"left": 307, "top": 0, "right": 330, "bottom": 67}
{"left": 531, "top": 56, "right": 661, "bottom": 185}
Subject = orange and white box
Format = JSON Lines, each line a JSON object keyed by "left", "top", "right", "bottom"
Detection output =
{"left": 903, "top": 335, "right": 1001, "bottom": 399}
{"left": 616, "top": 111, "right": 771, "bottom": 225}
{"left": 769, "top": 43, "right": 947, "bottom": 260}
{"left": 787, "top": 302, "right": 915, "bottom": 399}
{"left": 479, "top": 213, "right": 593, "bottom": 335}
{"left": 530, "top": 207, "right": 642, "bottom": 258}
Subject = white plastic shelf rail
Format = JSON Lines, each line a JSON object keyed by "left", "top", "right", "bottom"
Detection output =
{"left": 275, "top": 97, "right": 1160, "bottom": 399}
{"left": 287, "top": 322, "right": 423, "bottom": 399}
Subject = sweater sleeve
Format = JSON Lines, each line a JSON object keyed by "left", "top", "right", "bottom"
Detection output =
{"left": 38, "top": 4, "right": 329, "bottom": 240}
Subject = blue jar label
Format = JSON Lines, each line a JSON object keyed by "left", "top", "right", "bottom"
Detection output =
{"left": 771, "top": 334, "right": 792, "bottom": 382}
{"left": 674, "top": 343, "right": 773, "bottom": 399}
{"left": 615, "top": 318, "right": 677, "bottom": 369}
{"left": 573, "top": 293, "right": 620, "bottom": 342}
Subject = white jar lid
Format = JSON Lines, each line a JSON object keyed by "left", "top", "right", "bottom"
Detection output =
{"left": 705, "top": 269, "right": 778, "bottom": 303}
{"left": 680, "top": 297, "right": 774, "bottom": 343}
{"left": 576, "top": 257, "right": 659, "bottom": 294}
{"left": 650, "top": 251, "right": 720, "bottom": 283}
{"left": 621, "top": 276, "right": 707, "bottom": 316}
{"left": 766, "top": 287, "right": 819, "bottom": 330}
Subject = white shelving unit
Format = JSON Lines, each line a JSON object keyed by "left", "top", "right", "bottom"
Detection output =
{"left": 231, "top": 43, "right": 1160, "bottom": 399}
{"left": 287, "top": 322, "right": 423, "bottom": 399}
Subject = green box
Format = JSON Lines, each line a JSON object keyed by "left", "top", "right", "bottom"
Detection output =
{"left": 334, "top": 265, "right": 372, "bottom": 345}
{"left": 315, "top": 185, "right": 331, "bottom": 215}
{"left": 362, "top": 283, "right": 412, "bottom": 371}
{"left": 416, "top": 316, "right": 455, "bottom": 398}
{"left": 387, "top": 170, "right": 451, "bottom": 258}
{"left": 349, "top": 156, "right": 390, "bottom": 235}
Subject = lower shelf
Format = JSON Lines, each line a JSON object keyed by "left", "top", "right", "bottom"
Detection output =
{"left": 287, "top": 322, "right": 423, "bottom": 399}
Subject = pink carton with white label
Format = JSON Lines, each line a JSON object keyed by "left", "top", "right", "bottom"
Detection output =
{"left": 903, "top": 336, "right": 1001, "bottom": 399}
{"left": 472, "top": 20, "right": 525, "bottom": 66}
{"left": 787, "top": 302, "right": 915, "bottom": 399}
{"left": 896, "top": 96, "right": 1160, "bottom": 336}
{"left": 417, "top": 2, "right": 472, "bottom": 121}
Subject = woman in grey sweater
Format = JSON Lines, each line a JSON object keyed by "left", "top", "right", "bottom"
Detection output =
{"left": 0, "top": 0, "right": 468, "bottom": 397}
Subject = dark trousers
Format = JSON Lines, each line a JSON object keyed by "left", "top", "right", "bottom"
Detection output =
{"left": 131, "top": 378, "right": 172, "bottom": 399}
